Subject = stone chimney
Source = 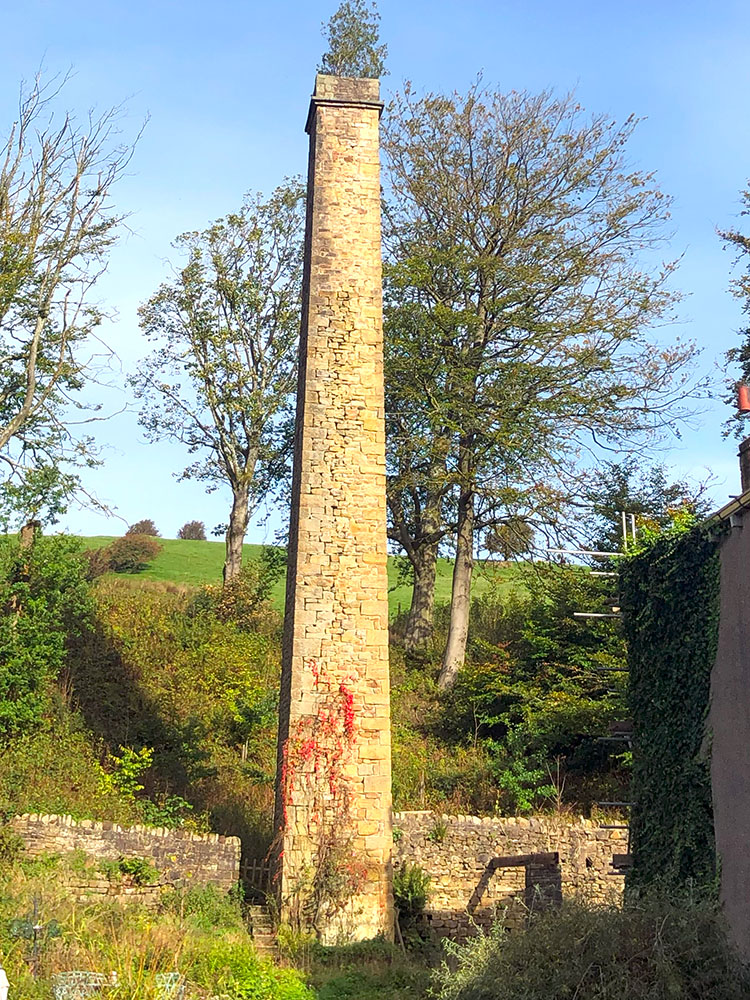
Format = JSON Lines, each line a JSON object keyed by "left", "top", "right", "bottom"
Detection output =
{"left": 274, "top": 74, "right": 393, "bottom": 943}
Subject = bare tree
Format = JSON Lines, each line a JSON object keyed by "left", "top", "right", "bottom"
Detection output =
{"left": 0, "top": 73, "right": 139, "bottom": 524}
{"left": 132, "top": 181, "right": 305, "bottom": 582}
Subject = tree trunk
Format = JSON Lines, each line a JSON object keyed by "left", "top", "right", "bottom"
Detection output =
{"left": 404, "top": 541, "right": 438, "bottom": 654}
{"left": 223, "top": 488, "right": 249, "bottom": 583}
{"left": 438, "top": 487, "right": 474, "bottom": 689}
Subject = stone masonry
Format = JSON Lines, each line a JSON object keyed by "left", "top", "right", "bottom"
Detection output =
{"left": 275, "top": 75, "right": 393, "bottom": 942}
{"left": 394, "top": 811, "right": 625, "bottom": 940}
{"left": 10, "top": 813, "right": 240, "bottom": 893}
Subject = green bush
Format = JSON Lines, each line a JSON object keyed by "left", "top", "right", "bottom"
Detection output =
{"left": 161, "top": 883, "right": 245, "bottom": 931}
{"left": 0, "top": 822, "right": 23, "bottom": 867}
{"left": 188, "top": 937, "right": 315, "bottom": 999}
{"left": 189, "top": 555, "right": 283, "bottom": 635}
{"left": 0, "top": 534, "right": 93, "bottom": 738}
{"left": 107, "top": 533, "right": 162, "bottom": 573}
{"left": 98, "top": 856, "right": 159, "bottom": 885}
{"left": 393, "top": 863, "right": 430, "bottom": 923}
{"left": 0, "top": 858, "right": 314, "bottom": 1000}
{"left": 0, "top": 724, "right": 141, "bottom": 824}
{"left": 433, "top": 896, "right": 749, "bottom": 1000}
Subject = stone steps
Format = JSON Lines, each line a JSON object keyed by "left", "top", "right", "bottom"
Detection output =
{"left": 246, "top": 904, "right": 276, "bottom": 958}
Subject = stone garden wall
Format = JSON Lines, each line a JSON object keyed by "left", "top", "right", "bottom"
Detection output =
{"left": 393, "top": 811, "right": 625, "bottom": 939}
{"left": 10, "top": 813, "right": 240, "bottom": 898}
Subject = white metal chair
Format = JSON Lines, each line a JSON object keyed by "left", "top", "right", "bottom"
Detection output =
{"left": 52, "top": 972, "right": 108, "bottom": 999}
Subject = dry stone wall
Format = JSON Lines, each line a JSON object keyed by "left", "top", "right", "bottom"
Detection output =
{"left": 10, "top": 813, "right": 240, "bottom": 892}
{"left": 394, "top": 811, "right": 625, "bottom": 939}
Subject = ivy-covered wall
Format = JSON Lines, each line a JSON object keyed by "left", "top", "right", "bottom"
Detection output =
{"left": 620, "top": 524, "right": 724, "bottom": 894}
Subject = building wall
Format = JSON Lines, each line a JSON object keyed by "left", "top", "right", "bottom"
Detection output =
{"left": 394, "top": 811, "right": 624, "bottom": 939}
{"left": 275, "top": 73, "right": 393, "bottom": 942}
{"left": 10, "top": 813, "right": 240, "bottom": 892}
{"left": 710, "top": 513, "right": 750, "bottom": 959}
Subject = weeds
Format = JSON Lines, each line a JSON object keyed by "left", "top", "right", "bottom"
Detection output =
{"left": 433, "top": 894, "right": 750, "bottom": 1000}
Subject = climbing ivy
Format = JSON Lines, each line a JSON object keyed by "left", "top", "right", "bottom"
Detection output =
{"left": 620, "top": 521, "right": 725, "bottom": 895}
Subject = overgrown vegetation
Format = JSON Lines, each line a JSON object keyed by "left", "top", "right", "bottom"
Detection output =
{"left": 621, "top": 520, "right": 724, "bottom": 894}
{"left": 0, "top": 527, "right": 628, "bottom": 848}
{"left": 432, "top": 895, "right": 748, "bottom": 1000}
{"left": 278, "top": 934, "right": 430, "bottom": 1000}
{"left": 0, "top": 538, "right": 283, "bottom": 851}
{"left": 392, "top": 863, "right": 430, "bottom": 928}
{"left": 0, "top": 534, "right": 93, "bottom": 739}
{"left": 391, "top": 562, "right": 628, "bottom": 815}
{"left": 0, "top": 857, "right": 313, "bottom": 1000}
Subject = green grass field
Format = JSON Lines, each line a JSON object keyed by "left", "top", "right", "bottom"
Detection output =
{"left": 81, "top": 536, "right": 520, "bottom": 616}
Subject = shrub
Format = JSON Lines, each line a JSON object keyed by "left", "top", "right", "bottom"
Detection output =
{"left": 178, "top": 520, "right": 207, "bottom": 540}
{"left": 0, "top": 823, "right": 23, "bottom": 868}
{"left": 433, "top": 896, "right": 750, "bottom": 1000}
{"left": 393, "top": 862, "right": 430, "bottom": 924}
{"left": 187, "top": 937, "right": 315, "bottom": 999}
{"left": 81, "top": 546, "right": 112, "bottom": 579}
{"left": 0, "top": 534, "right": 94, "bottom": 738}
{"left": 0, "top": 724, "right": 143, "bottom": 824}
{"left": 98, "top": 855, "right": 159, "bottom": 885}
{"left": 0, "top": 862, "right": 314, "bottom": 1000}
{"left": 161, "top": 883, "right": 245, "bottom": 932}
{"left": 190, "top": 556, "right": 282, "bottom": 635}
{"left": 126, "top": 518, "right": 160, "bottom": 536}
{"left": 107, "top": 534, "right": 162, "bottom": 573}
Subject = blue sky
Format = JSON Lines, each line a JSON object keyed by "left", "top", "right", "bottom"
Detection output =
{"left": 1, "top": 0, "right": 749, "bottom": 540}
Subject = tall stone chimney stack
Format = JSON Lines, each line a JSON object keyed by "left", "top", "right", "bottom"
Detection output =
{"left": 275, "top": 74, "right": 393, "bottom": 942}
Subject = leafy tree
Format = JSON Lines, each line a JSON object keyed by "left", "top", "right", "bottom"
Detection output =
{"left": 582, "top": 458, "right": 712, "bottom": 555}
{"left": 131, "top": 181, "right": 305, "bottom": 582}
{"left": 126, "top": 518, "right": 159, "bottom": 536}
{"left": 178, "top": 520, "right": 206, "bottom": 540}
{"left": 0, "top": 533, "right": 93, "bottom": 738}
{"left": 0, "top": 74, "right": 139, "bottom": 527}
{"left": 319, "top": 0, "right": 388, "bottom": 78}
{"left": 440, "top": 563, "right": 628, "bottom": 812}
{"left": 382, "top": 82, "right": 702, "bottom": 684}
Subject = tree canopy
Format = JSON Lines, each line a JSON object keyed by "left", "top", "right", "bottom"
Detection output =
{"left": 381, "top": 82, "right": 703, "bottom": 684}
{"left": 319, "top": 0, "right": 388, "bottom": 78}
{"left": 131, "top": 180, "right": 305, "bottom": 581}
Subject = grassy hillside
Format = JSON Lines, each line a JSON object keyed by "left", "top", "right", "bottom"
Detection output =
{"left": 80, "top": 536, "right": 523, "bottom": 616}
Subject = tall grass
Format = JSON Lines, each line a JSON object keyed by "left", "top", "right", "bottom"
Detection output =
{"left": 0, "top": 856, "right": 313, "bottom": 1000}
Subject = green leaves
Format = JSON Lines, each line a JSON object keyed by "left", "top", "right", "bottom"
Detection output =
{"left": 0, "top": 533, "right": 94, "bottom": 739}
{"left": 383, "top": 82, "right": 703, "bottom": 669}
{"left": 621, "top": 524, "right": 723, "bottom": 893}
{"left": 319, "top": 0, "right": 388, "bottom": 78}
{"left": 132, "top": 180, "right": 305, "bottom": 577}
